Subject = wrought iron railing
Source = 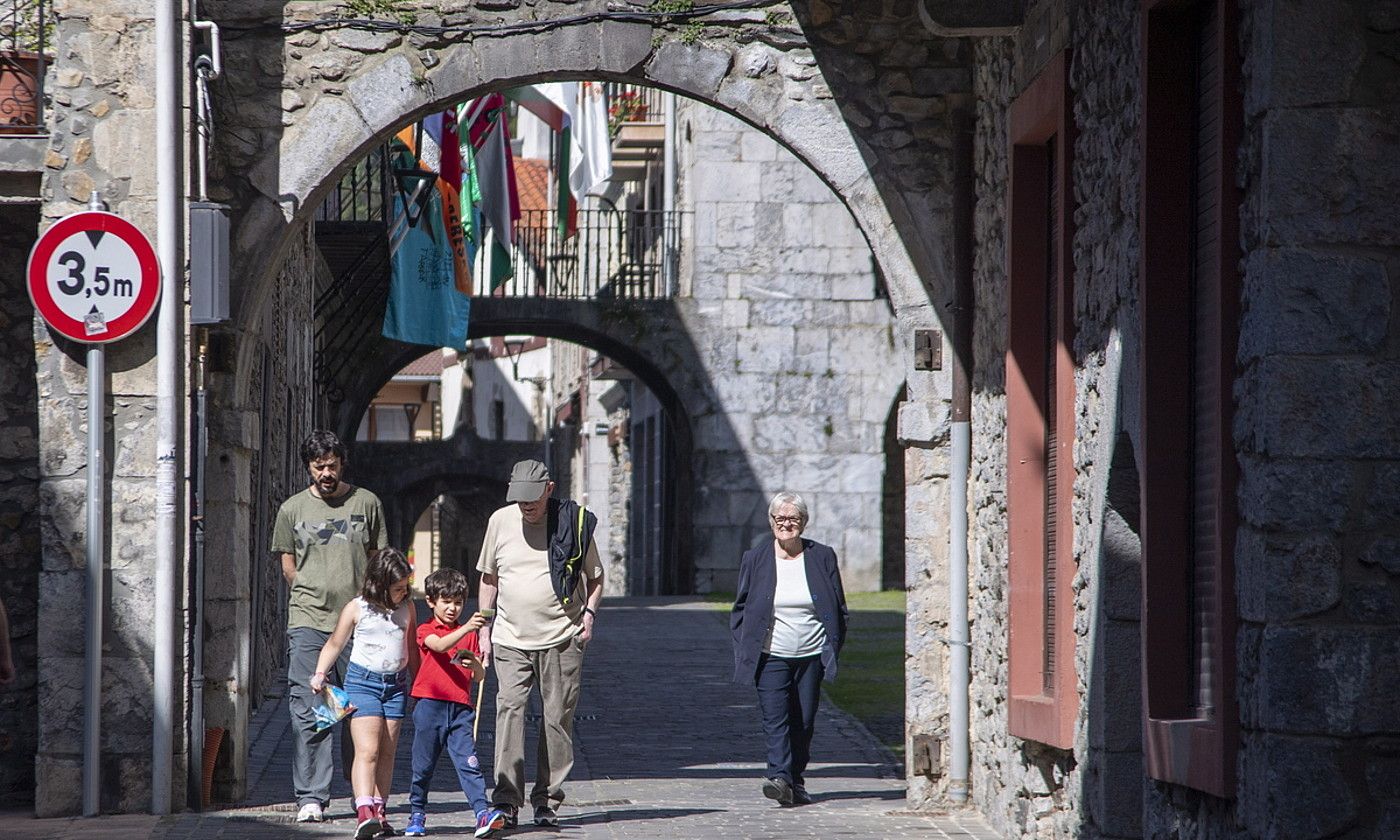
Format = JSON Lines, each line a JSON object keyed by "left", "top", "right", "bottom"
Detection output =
{"left": 317, "top": 146, "right": 684, "bottom": 302}
{"left": 316, "top": 144, "right": 393, "bottom": 224}
{"left": 483, "top": 208, "right": 682, "bottom": 301}
{"left": 0, "top": 0, "right": 48, "bottom": 134}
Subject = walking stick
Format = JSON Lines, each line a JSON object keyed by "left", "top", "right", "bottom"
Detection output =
{"left": 473, "top": 666, "right": 486, "bottom": 740}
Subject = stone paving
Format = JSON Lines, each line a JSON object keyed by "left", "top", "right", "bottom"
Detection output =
{"left": 11, "top": 597, "right": 997, "bottom": 839}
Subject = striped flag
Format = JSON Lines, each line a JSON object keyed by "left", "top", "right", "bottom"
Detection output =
{"left": 461, "top": 93, "right": 520, "bottom": 291}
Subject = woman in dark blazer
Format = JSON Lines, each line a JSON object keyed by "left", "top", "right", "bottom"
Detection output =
{"left": 731, "top": 491, "right": 848, "bottom": 806}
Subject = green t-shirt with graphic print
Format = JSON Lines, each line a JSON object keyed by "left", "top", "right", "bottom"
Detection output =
{"left": 271, "top": 485, "right": 388, "bottom": 633}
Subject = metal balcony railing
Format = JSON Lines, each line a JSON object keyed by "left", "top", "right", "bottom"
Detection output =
{"left": 483, "top": 208, "right": 683, "bottom": 301}
{"left": 316, "top": 144, "right": 393, "bottom": 224}
{"left": 0, "top": 0, "right": 48, "bottom": 134}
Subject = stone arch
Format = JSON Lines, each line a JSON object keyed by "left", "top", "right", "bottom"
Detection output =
{"left": 215, "top": 8, "right": 952, "bottom": 372}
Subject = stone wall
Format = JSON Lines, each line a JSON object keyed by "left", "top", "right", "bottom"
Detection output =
{"left": 202, "top": 222, "right": 317, "bottom": 802}
{"left": 966, "top": 1, "right": 1400, "bottom": 838}
{"left": 675, "top": 99, "right": 904, "bottom": 593}
{"left": 33, "top": 0, "right": 179, "bottom": 815}
{"left": 0, "top": 204, "right": 42, "bottom": 805}
{"left": 1230, "top": 2, "right": 1400, "bottom": 837}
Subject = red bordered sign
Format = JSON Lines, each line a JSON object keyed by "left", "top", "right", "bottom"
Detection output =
{"left": 27, "top": 211, "right": 161, "bottom": 344}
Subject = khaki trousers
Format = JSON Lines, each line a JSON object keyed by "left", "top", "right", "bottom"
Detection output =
{"left": 491, "top": 636, "right": 585, "bottom": 808}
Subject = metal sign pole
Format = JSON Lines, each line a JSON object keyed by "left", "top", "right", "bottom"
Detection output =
{"left": 82, "top": 191, "right": 105, "bottom": 817}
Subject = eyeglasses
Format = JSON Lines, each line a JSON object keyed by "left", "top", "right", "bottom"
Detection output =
{"left": 771, "top": 516, "right": 802, "bottom": 527}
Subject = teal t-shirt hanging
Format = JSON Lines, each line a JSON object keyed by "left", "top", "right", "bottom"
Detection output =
{"left": 383, "top": 141, "right": 470, "bottom": 349}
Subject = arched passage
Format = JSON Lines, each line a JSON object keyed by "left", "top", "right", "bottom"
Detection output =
{"left": 346, "top": 307, "right": 700, "bottom": 595}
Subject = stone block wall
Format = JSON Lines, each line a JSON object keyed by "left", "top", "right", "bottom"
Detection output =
{"left": 1229, "top": 2, "right": 1400, "bottom": 837}
{"left": 966, "top": 0, "right": 1400, "bottom": 837}
{"left": 676, "top": 100, "right": 904, "bottom": 593}
{"left": 0, "top": 205, "right": 42, "bottom": 806}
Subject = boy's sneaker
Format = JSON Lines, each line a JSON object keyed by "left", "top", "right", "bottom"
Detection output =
{"left": 533, "top": 804, "right": 559, "bottom": 827}
{"left": 474, "top": 808, "right": 508, "bottom": 838}
{"left": 354, "top": 805, "right": 381, "bottom": 840}
{"left": 762, "top": 776, "right": 794, "bottom": 806}
{"left": 490, "top": 803, "right": 518, "bottom": 828}
{"left": 296, "top": 802, "right": 325, "bottom": 823}
{"left": 402, "top": 812, "right": 427, "bottom": 837}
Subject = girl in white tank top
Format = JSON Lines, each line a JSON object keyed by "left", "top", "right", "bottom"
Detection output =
{"left": 309, "top": 547, "right": 417, "bottom": 838}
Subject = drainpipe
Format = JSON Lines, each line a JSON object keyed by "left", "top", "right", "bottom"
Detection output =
{"left": 662, "top": 92, "right": 677, "bottom": 297}
{"left": 946, "top": 103, "right": 975, "bottom": 805}
{"left": 187, "top": 10, "right": 221, "bottom": 810}
{"left": 152, "top": 0, "right": 182, "bottom": 814}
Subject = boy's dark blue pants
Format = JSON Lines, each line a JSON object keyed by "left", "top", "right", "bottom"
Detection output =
{"left": 754, "top": 653, "right": 824, "bottom": 786}
{"left": 409, "top": 698, "right": 488, "bottom": 815}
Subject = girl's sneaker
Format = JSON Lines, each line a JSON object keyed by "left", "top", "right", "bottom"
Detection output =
{"left": 474, "top": 807, "right": 508, "bottom": 838}
{"left": 354, "top": 805, "right": 381, "bottom": 840}
{"left": 374, "top": 802, "right": 397, "bottom": 837}
{"left": 402, "top": 812, "right": 427, "bottom": 837}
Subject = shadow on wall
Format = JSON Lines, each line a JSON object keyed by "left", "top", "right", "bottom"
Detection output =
{"left": 0, "top": 204, "right": 42, "bottom": 808}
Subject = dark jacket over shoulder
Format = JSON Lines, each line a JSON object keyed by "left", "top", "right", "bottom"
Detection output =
{"left": 730, "top": 538, "right": 848, "bottom": 684}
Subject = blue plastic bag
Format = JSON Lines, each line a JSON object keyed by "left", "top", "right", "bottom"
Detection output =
{"left": 312, "top": 685, "right": 356, "bottom": 732}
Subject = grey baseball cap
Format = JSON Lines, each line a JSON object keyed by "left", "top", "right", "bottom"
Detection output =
{"left": 506, "top": 459, "right": 551, "bottom": 502}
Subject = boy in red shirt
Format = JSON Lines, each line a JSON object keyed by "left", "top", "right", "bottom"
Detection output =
{"left": 404, "top": 569, "right": 507, "bottom": 838}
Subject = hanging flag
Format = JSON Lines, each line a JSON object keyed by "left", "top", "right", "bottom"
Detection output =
{"left": 571, "top": 81, "right": 613, "bottom": 197}
{"left": 510, "top": 85, "right": 577, "bottom": 238}
{"left": 461, "top": 93, "right": 520, "bottom": 290}
{"left": 399, "top": 117, "right": 472, "bottom": 295}
{"left": 382, "top": 137, "right": 471, "bottom": 349}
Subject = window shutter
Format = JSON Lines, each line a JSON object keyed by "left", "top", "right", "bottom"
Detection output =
{"left": 1006, "top": 50, "right": 1077, "bottom": 750}
{"left": 1140, "top": 0, "right": 1240, "bottom": 796}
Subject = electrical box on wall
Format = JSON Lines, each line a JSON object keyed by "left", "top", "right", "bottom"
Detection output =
{"left": 189, "top": 202, "right": 230, "bottom": 324}
{"left": 910, "top": 733, "right": 942, "bottom": 777}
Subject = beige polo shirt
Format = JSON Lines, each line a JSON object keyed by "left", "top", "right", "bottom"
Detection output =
{"left": 476, "top": 503, "right": 603, "bottom": 650}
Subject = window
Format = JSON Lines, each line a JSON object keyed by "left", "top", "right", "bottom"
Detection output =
{"left": 1005, "top": 50, "right": 1077, "bottom": 750}
{"left": 1139, "top": 0, "right": 1240, "bottom": 797}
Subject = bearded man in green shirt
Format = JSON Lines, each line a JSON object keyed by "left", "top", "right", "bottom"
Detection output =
{"left": 271, "top": 430, "right": 388, "bottom": 823}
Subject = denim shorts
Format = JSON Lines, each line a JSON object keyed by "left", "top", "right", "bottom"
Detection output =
{"left": 344, "top": 662, "right": 407, "bottom": 720}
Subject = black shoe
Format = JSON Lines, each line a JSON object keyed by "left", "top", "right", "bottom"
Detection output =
{"left": 533, "top": 804, "right": 559, "bottom": 826}
{"left": 761, "top": 776, "right": 793, "bottom": 805}
{"left": 492, "top": 803, "right": 518, "bottom": 828}
{"left": 791, "top": 783, "right": 812, "bottom": 805}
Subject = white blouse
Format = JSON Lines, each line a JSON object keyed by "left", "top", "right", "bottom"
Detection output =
{"left": 764, "top": 554, "right": 827, "bottom": 658}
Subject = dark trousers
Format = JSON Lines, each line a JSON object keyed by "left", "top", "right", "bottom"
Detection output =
{"left": 754, "top": 653, "right": 824, "bottom": 786}
{"left": 287, "top": 627, "right": 354, "bottom": 808}
{"left": 409, "top": 698, "right": 489, "bottom": 816}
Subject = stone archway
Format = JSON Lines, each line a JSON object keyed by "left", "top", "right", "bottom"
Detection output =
{"left": 189, "top": 2, "right": 959, "bottom": 811}
{"left": 209, "top": 3, "right": 960, "bottom": 392}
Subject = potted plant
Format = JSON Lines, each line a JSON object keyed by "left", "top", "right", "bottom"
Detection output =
{"left": 1, "top": 0, "right": 49, "bottom": 134}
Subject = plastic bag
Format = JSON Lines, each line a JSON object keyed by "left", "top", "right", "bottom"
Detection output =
{"left": 312, "top": 684, "right": 356, "bottom": 732}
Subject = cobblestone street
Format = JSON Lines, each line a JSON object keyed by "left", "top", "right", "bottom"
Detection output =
{"left": 13, "top": 598, "right": 994, "bottom": 839}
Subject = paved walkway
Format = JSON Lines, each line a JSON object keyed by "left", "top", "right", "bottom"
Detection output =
{"left": 13, "top": 597, "right": 996, "bottom": 839}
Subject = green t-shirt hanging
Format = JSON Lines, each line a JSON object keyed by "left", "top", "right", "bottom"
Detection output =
{"left": 271, "top": 485, "right": 388, "bottom": 633}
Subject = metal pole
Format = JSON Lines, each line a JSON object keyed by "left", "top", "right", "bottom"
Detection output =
{"left": 83, "top": 187, "right": 107, "bottom": 815}
{"left": 662, "top": 92, "right": 677, "bottom": 297}
{"left": 152, "top": 0, "right": 181, "bottom": 813}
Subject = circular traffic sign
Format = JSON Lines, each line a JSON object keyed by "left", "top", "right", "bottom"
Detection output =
{"left": 26, "top": 211, "right": 160, "bottom": 344}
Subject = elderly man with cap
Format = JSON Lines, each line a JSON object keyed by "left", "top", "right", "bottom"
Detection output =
{"left": 476, "top": 459, "right": 603, "bottom": 828}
